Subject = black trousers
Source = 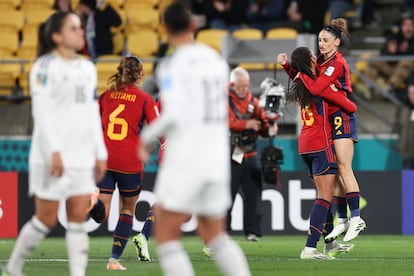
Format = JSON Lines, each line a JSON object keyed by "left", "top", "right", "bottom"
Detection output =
{"left": 227, "top": 155, "right": 263, "bottom": 236}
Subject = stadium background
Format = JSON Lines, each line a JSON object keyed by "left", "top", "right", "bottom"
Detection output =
{"left": 1, "top": 0, "right": 414, "bottom": 241}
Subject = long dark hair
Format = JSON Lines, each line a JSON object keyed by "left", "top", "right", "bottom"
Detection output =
{"left": 108, "top": 56, "right": 144, "bottom": 91}
{"left": 37, "top": 11, "right": 72, "bottom": 57}
{"left": 287, "top": 47, "right": 314, "bottom": 108}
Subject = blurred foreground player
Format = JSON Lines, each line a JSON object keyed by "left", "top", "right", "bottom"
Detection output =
{"left": 138, "top": 2, "right": 251, "bottom": 275}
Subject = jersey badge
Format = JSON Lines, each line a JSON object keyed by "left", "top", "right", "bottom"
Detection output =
{"left": 36, "top": 73, "right": 48, "bottom": 86}
{"left": 324, "top": 66, "right": 335, "bottom": 77}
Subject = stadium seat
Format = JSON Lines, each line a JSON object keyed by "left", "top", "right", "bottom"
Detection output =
{"left": 20, "top": 0, "right": 53, "bottom": 11}
{"left": 125, "top": 8, "right": 159, "bottom": 34}
{"left": 71, "top": 0, "right": 80, "bottom": 10}
{"left": 142, "top": 61, "right": 154, "bottom": 77}
{"left": 0, "top": 72, "right": 16, "bottom": 97}
{"left": 24, "top": 9, "right": 55, "bottom": 26}
{"left": 266, "top": 28, "right": 298, "bottom": 69}
{"left": 196, "top": 29, "right": 228, "bottom": 53}
{"left": 0, "top": 57, "right": 24, "bottom": 97}
{"left": 266, "top": 27, "right": 298, "bottom": 39}
{"left": 112, "top": 31, "right": 125, "bottom": 55}
{"left": 22, "top": 9, "right": 55, "bottom": 37}
{"left": 107, "top": 0, "right": 124, "bottom": 10}
{"left": 0, "top": 10, "right": 25, "bottom": 33}
{"left": 232, "top": 28, "right": 265, "bottom": 70}
{"left": 0, "top": 0, "right": 21, "bottom": 11}
{"left": 124, "top": 0, "right": 159, "bottom": 9}
{"left": 0, "top": 32, "right": 19, "bottom": 56}
{"left": 16, "top": 47, "right": 38, "bottom": 61}
{"left": 96, "top": 60, "right": 121, "bottom": 95}
{"left": 21, "top": 31, "right": 39, "bottom": 49}
{"left": 126, "top": 30, "right": 159, "bottom": 58}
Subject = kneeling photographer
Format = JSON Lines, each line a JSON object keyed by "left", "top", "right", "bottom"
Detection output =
{"left": 227, "top": 67, "right": 279, "bottom": 242}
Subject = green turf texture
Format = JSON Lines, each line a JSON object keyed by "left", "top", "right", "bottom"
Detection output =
{"left": 1, "top": 235, "right": 413, "bottom": 275}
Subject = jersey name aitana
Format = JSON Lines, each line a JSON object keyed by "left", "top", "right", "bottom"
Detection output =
{"left": 99, "top": 85, "right": 158, "bottom": 173}
{"left": 142, "top": 43, "right": 230, "bottom": 170}
{"left": 29, "top": 52, "right": 107, "bottom": 168}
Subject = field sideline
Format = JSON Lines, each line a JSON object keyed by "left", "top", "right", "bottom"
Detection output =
{"left": 1, "top": 235, "right": 413, "bottom": 275}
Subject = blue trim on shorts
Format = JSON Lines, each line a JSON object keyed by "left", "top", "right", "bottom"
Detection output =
{"left": 302, "top": 146, "right": 338, "bottom": 177}
{"left": 97, "top": 170, "right": 143, "bottom": 197}
{"left": 330, "top": 110, "right": 358, "bottom": 141}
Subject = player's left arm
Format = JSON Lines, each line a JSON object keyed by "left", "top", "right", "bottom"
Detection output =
{"left": 299, "top": 62, "right": 344, "bottom": 95}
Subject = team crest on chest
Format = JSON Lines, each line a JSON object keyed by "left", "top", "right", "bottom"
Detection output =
{"left": 324, "top": 66, "right": 335, "bottom": 76}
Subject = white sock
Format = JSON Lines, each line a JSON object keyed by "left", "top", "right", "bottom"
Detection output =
{"left": 66, "top": 222, "right": 89, "bottom": 276}
{"left": 303, "top": 246, "right": 316, "bottom": 253}
{"left": 157, "top": 240, "right": 194, "bottom": 276}
{"left": 208, "top": 234, "right": 251, "bottom": 276}
{"left": 350, "top": 215, "right": 361, "bottom": 221}
{"left": 337, "top": 218, "right": 348, "bottom": 224}
{"left": 7, "top": 216, "right": 50, "bottom": 275}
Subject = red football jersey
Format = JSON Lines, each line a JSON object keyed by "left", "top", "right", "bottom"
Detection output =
{"left": 99, "top": 85, "right": 159, "bottom": 173}
{"left": 299, "top": 51, "right": 353, "bottom": 115}
{"left": 298, "top": 96, "right": 332, "bottom": 154}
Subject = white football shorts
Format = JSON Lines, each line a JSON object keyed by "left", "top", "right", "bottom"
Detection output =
{"left": 29, "top": 164, "right": 96, "bottom": 201}
{"left": 154, "top": 164, "right": 231, "bottom": 217}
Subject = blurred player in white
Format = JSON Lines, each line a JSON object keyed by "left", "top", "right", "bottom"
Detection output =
{"left": 138, "top": 2, "right": 250, "bottom": 276}
{"left": 2, "top": 11, "right": 107, "bottom": 276}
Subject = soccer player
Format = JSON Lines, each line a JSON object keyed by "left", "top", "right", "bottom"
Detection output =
{"left": 138, "top": 2, "right": 251, "bottom": 275}
{"left": 2, "top": 11, "right": 107, "bottom": 276}
{"left": 285, "top": 46, "right": 356, "bottom": 259}
{"left": 88, "top": 56, "right": 159, "bottom": 270}
{"left": 278, "top": 18, "right": 367, "bottom": 243}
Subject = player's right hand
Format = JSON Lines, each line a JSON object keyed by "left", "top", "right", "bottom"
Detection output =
{"left": 137, "top": 141, "right": 151, "bottom": 163}
{"left": 94, "top": 160, "right": 107, "bottom": 183}
{"left": 276, "top": 53, "right": 288, "bottom": 65}
{"left": 50, "top": 152, "right": 63, "bottom": 177}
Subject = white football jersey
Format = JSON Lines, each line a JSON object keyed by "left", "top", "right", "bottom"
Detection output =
{"left": 29, "top": 52, "right": 107, "bottom": 168}
{"left": 142, "top": 43, "right": 230, "bottom": 171}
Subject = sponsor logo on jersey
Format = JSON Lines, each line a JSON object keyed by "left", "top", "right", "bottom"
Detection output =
{"left": 336, "top": 130, "right": 343, "bottom": 135}
{"left": 324, "top": 66, "right": 335, "bottom": 77}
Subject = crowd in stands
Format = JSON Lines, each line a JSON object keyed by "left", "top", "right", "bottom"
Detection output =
{"left": 1, "top": 0, "right": 414, "bottom": 104}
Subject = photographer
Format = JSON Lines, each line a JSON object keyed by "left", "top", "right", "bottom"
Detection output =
{"left": 227, "top": 67, "right": 279, "bottom": 241}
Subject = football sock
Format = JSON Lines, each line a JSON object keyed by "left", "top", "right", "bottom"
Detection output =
{"left": 89, "top": 199, "right": 106, "bottom": 223}
{"left": 346, "top": 192, "right": 361, "bottom": 218}
{"left": 208, "top": 234, "right": 251, "bottom": 276}
{"left": 7, "top": 216, "right": 50, "bottom": 274}
{"left": 305, "top": 199, "right": 330, "bottom": 248}
{"left": 323, "top": 206, "right": 334, "bottom": 240}
{"left": 157, "top": 240, "right": 194, "bottom": 276}
{"left": 333, "top": 196, "right": 348, "bottom": 220}
{"left": 66, "top": 222, "right": 89, "bottom": 276}
{"left": 111, "top": 213, "right": 133, "bottom": 259}
{"left": 141, "top": 208, "right": 155, "bottom": 240}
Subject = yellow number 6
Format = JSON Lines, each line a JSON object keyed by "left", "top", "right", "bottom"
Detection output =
{"left": 107, "top": 104, "right": 128, "bottom": 141}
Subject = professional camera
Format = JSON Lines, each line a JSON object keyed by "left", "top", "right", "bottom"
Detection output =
{"left": 258, "top": 77, "right": 285, "bottom": 189}
{"left": 259, "top": 77, "right": 286, "bottom": 119}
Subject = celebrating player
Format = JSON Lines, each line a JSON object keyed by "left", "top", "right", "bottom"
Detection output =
{"left": 286, "top": 46, "right": 356, "bottom": 259}
{"left": 278, "top": 18, "right": 366, "bottom": 243}
{"left": 88, "top": 56, "right": 159, "bottom": 270}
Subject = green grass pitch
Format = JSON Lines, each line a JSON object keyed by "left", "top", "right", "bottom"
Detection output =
{"left": 1, "top": 235, "right": 414, "bottom": 275}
